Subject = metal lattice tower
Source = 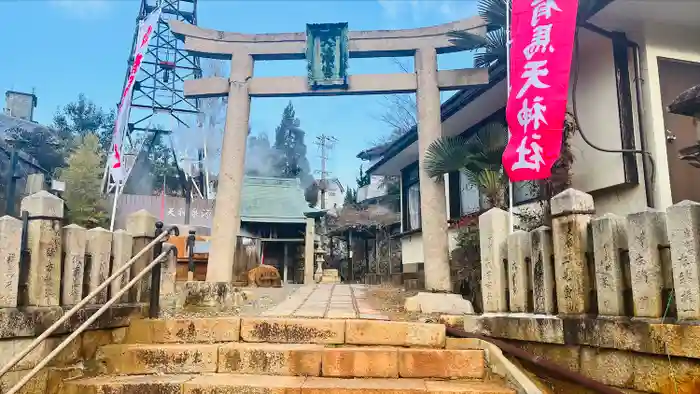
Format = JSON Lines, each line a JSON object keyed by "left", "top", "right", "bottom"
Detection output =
{"left": 105, "top": 0, "right": 203, "bottom": 196}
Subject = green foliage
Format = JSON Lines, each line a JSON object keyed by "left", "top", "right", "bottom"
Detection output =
{"left": 356, "top": 165, "right": 370, "bottom": 188}
{"left": 273, "top": 102, "right": 312, "bottom": 185}
{"left": 424, "top": 122, "right": 508, "bottom": 209}
{"left": 449, "top": 0, "right": 610, "bottom": 73}
{"left": 52, "top": 93, "right": 115, "bottom": 153}
{"left": 59, "top": 134, "right": 109, "bottom": 228}
{"left": 7, "top": 94, "right": 115, "bottom": 176}
{"left": 344, "top": 186, "right": 357, "bottom": 205}
{"left": 304, "top": 181, "right": 320, "bottom": 207}
{"left": 6, "top": 125, "right": 66, "bottom": 175}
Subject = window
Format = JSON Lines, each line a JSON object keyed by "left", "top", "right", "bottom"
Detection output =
{"left": 401, "top": 163, "right": 421, "bottom": 231}
{"left": 512, "top": 181, "right": 539, "bottom": 205}
{"left": 458, "top": 172, "right": 482, "bottom": 215}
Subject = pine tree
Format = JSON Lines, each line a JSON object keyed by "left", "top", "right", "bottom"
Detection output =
{"left": 59, "top": 134, "right": 109, "bottom": 228}
{"left": 273, "top": 102, "right": 312, "bottom": 185}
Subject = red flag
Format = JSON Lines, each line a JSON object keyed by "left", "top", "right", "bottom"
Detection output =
{"left": 503, "top": 0, "right": 579, "bottom": 181}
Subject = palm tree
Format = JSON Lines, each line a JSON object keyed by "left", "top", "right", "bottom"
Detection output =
{"left": 424, "top": 122, "right": 509, "bottom": 209}
{"left": 447, "top": 0, "right": 611, "bottom": 73}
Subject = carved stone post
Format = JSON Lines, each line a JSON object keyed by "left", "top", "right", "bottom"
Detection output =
{"left": 86, "top": 228, "right": 113, "bottom": 304}
{"left": 507, "top": 230, "right": 531, "bottom": 312}
{"left": 20, "top": 191, "right": 63, "bottom": 306}
{"left": 304, "top": 215, "right": 316, "bottom": 285}
{"left": 592, "top": 213, "right": 628, "bottom": 316}
{"left": 62, "top": 224, "right": 86, "bottom": 305}
{"left": 415, "top": 47, "right": 451, "bottom": 291}
{"left": 160, "top": 243, "right": 178, "bottom": 308}
{"left": 125, "top": 209, "right": 156, "bottom": 302}
{"left": 111, "top": 229, "right": 133, "bottom": 303}
{"left": 479, "top": 207, "right": 509, "bottom": 312}
{"left": 551, "top": 189, "right": 594, "bottom": 315}
{"left": 531, "top": 226, "right": 555, "bottom": 314}
{"left": 627, "top": 209, "right": 668, "bottom": 318}
{"left": 0, "top": 216, "right": 22, "bottom": 307}
{"left": 666, "top": 201, "right": 700, "bottom": 320}
{"left": 206, "top": 53, "right": 254, "bottom": 283}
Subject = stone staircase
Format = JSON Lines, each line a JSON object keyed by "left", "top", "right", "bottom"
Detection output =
{"left": 61, "top": 317, "right": 516, "bottom": 393}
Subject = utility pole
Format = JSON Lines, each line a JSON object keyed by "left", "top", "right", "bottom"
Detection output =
{"left": 315, "top": 134, "right": 338, "bottom": 210}
{"left": 314, "top": 134, "right": 338, "bottom": 269}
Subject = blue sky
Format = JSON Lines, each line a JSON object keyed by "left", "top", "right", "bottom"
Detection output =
{"left": 0, "top": 0, "right": 477, "bottom": 189}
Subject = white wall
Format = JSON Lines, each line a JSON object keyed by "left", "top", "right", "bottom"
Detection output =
{"left": 629, "top": 23, "right": 700, "bottom": 210}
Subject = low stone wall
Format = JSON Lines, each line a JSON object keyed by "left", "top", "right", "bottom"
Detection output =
{"left": 0, "top": 191, "right": 171, "bottom": 393}
{"left": 468, "top": 188, "right": 700, "bottom": 393}
{"left": 0, "top": 304, "right": 142, "bottom": 394}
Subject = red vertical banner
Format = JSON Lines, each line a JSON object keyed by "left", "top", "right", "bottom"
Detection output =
{"left": 503, "top": 0, "right": 579, "bottom": 182}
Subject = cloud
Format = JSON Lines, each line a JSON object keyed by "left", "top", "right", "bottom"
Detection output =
{"left": 50, "top": 0, "right": 112, "bottom": 19}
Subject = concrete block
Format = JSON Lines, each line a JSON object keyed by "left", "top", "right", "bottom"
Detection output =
{"left": 398, "top": 348, "right": 485, "bottom": 378}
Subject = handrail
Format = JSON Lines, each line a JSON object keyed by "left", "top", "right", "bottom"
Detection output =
{"left": 0, "top": 222, "right": 176, "bottom": 380}
{"left": 4, "top": 247, "right": 175, "bottom": 394}
{"left": 445, "top": 326, "right": 624, "bottom": 394}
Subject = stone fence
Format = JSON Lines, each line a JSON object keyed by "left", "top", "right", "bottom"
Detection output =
{"left": 466, "top": 188, "right": 700, "bottom": 393}
{"left": 0, "top": 190, "right": 177, "bottom": 391}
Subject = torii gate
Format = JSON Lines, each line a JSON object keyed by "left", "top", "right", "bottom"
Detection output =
{"left": 169, "top": 17, "right": 488, "bottom": 291}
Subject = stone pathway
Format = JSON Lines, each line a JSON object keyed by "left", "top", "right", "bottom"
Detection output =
{"left": 260, "top": 284, "right": 389, "bottom": 320}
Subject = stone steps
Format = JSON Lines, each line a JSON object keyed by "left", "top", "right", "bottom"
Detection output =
{"left": 125, "top": 316, "right": 446, "bottom": 347}
{"left": 63, "top": 374, "right": 515, "bottom": 394}
{"left": 62, "top": 316, "right": 517, "bottom": 394}
{"left": 96, "top": 342, "right": 486, "bottom": 378}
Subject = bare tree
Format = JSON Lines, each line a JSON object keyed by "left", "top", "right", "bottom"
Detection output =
{"left": 373, "top": 58, "right": 417, "bottom": 145}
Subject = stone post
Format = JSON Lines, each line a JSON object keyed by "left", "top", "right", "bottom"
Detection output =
{"left": 507, "top": 230, "right": 531, "bottom": 312}
{"left": 666, "top": 201, "right": 700, "bottom": 320}
{"left": 160, "top": 243, "right": 178, "bottom": 308}
{"left": 0, "top": 216, "right": 22, "bottom": 307}
{"left": 62, "top": 224, "right": 86, "bottom": 306}
{"left": 479, "top": 207, "right": 509, "bottom": 312}
{"left": 304, "top": 216, "right": 316, "bottom": 285}
{"left": 86, "top": 228, "right": 113, "bottom": 304}
{"left": 125, "top": 209, "right": 156, "bottom": 302}
{"left": 627, "top": 209, "right": 668, "bottom": 318}
{"left": 111, "top": 229, "right": 133, "bottom": 303}
{"left": 531, "top": 226, "right": 555, "bottom": 314}
{"left": 592, "top": 214, "right": 628, "bottom": 316}
{"left": 20, "top": 191, "right": 63, "bottom": 306}
{"left": 551, "top": 189, "right": 594, "bottom": 315}
{"left": 206, "top": 53, "right": 254, "bottom": 283}
{"left": 415, "top": 47, "right": 451, "bottom": 291}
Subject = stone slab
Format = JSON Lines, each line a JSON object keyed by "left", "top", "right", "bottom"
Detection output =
{"left": 301, "top": 377, "right": 426, "bottom": 394}
{"left": 404, "top": 292, "right": 475, "bottom": 314}
{"left": 322, "top": 347, "right": 399, "bottom": 378}
{"left": 345, "top": 320, "right": 445, "bottom": 348}
{"left": 96, "top": 343, "right": 219, "bottom": 374}
{"left": 126, "top": 317, "right": 241, "bottom": 344}
{"left": 184, "top": 374, "right": 305, "bottom": 394}
{"left": 218, "top": 342, "right": 323, "bottom": 376}
{"left": 398, "top": 348, "right": 485, "bottom": 378}
{"left": 240, "top": 317, "right": 344, "bottom": 344}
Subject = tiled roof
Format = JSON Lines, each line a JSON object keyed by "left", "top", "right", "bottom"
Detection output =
{"left": 240, "top": 176, "right": 321, "bottom": 223}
